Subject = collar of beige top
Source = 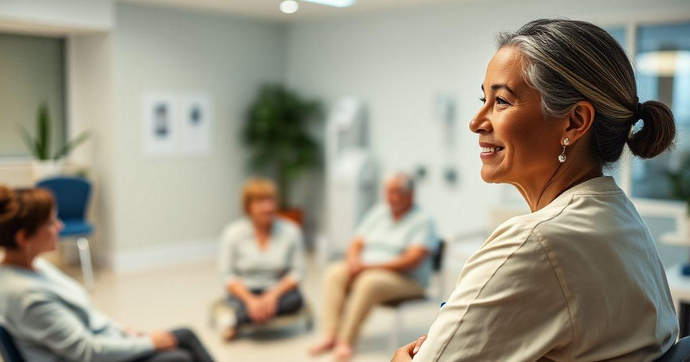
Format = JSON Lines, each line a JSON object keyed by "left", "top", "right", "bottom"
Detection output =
{"left": 550, "top": 176, "right": 621, "bottom": 205}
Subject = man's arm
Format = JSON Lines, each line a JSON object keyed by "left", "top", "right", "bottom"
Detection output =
{"left": 366, "top": 246, "right": 429, "bottom": 273}
{"left": 347, "top": 237, "right": 365, "bottom": 265}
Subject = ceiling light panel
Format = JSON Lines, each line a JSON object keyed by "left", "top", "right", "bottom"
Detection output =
{"left": 301, "top": 0, "right": 356, "bottom": 8}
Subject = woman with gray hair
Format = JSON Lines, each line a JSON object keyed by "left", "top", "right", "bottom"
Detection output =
{"left": 393, "top": 19, "right": 679, "bottom": 361}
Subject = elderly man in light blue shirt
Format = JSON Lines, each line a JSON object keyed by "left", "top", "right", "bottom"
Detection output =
{"left": 309, "top": 172, "right": 438, "bottom": 361}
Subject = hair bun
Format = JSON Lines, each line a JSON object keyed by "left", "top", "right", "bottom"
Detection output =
{"left": 0, "top": 186, "right": 19, "bottom": 223}
{"left": 626, "top": 100, "right": 676, "bottom": 159}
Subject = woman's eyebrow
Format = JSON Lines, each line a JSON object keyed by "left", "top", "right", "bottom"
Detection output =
{"left": 481, "top": 83, "right": 516, "bottom": 95}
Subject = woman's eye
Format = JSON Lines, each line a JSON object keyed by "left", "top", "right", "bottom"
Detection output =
{"left": 479, "top": 97, "right": 486, "bottom": 103}
{"left": 496, "top": 97, "right": 510, "bottom": 105}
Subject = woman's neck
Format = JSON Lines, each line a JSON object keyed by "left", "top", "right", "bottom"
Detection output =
{"left": 252, "top": 219, "right": 273, "bottom": 237}
{"left": 1, "top": 249, "right": 36, "bottom": 271}
{"left": 516, "top": 159, "right": 603, "bottom": 213}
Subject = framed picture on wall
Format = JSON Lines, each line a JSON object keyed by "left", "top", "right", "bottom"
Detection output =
{"left": 142, "top": 92, "right": 213, "bottom": 158}
{"left": 179, "top": 94, "right": 212, "bottom": 156}
{"left": 143, "top": 93, "right": 178, "bottom": 157}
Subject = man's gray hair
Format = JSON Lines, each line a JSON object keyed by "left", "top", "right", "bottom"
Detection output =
{"left": 386, "top": 172, "right": 415, "bottom": 193}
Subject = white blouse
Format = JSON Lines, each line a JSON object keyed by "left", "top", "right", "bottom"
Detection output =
{"left": 218, "top": 217, "right": 305, "bottom": 291}
{"left": 414, "top": 176, "right": 678, "bottom": 361}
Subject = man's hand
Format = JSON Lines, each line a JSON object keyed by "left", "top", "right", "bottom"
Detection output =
{"left": 345, "top": 238, "right": 366, "bottom": 279}
{"left": 150, "top": 331, "right": 178, "bottom": 351}
{"left": 347, "top": 258, "right": 367, "bottom": 278}
{"left": 391, "top": 335, "right": 427, "bottom": 362}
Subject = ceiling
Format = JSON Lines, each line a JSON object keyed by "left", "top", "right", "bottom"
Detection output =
{"left": 118, "top": 0, "right": 467, "bottom": 22}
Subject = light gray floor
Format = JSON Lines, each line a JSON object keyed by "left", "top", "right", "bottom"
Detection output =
{"left": 83, "top": 254, "right": 457, "bottom": 362}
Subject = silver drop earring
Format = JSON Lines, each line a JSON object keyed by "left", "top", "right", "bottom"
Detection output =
{"left": 558, "top": 138, "right": 569, "bottom": 163}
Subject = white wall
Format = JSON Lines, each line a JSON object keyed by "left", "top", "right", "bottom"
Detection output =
{"left": 68, "top": 32, "right": 115, "bottom": 265}
{"left": 108, "top": 4, "right": 287, "bottom": 269}
{"left": 285, "top": 0, "right": 690, "bottom": 240}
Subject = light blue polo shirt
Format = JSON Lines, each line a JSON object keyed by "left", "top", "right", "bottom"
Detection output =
{"left": 356, "top": 203, "right": 437, "bottom": 287}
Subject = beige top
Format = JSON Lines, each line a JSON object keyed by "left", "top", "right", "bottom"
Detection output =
{"left": 414, "top": 176, "right": 679, "bottom": 361}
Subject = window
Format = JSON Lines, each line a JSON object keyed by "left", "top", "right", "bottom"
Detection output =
{"left": 632, "top": 23, "right": 690, "bottom": 200}
{"left": 632, "top": 22, "right": 690, "bottom": 202}
{"left": 601, "top": 21, "right": 690, "bottom": 268}
{"left": 0, "top": 33, "right": 66, "bottom": 159}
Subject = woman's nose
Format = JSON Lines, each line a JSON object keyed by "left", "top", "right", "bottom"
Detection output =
{"left": 469, "top": 109, "right": 493, "bottom": 134}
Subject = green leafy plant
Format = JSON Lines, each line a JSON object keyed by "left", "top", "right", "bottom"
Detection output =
{"left": 20, "top": 103, "right": 90, "bottom": 161}
{"left": 668, "top": 155, "right": 690, "bottom": 212}
{"left": 243, "top": 84, "right": 323, "bottom": 209}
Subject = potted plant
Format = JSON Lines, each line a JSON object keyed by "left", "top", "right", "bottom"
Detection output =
{"left": 243, "top": 84, "right": 323, "bottom": 226}
{"left": 20, "top": 103, "right": 90, "bottom": 181}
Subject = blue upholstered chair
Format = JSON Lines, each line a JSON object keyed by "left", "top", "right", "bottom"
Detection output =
{"left": 37, "top": 176, "right": 95, "bottom": 290}
{"left": 0, "top": 325, "right": 25, "bottom": 362}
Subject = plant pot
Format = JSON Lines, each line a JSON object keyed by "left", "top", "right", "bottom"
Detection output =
{"left": 32, "top": 160, "right": 63, "bottom": 183}
{"left": 280, "top": 207, "right": 305, "bottom": 228}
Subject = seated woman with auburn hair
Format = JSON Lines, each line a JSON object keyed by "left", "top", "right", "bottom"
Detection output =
{"left": 218, "top": 178, "right": 306, "bottom": 340}
{"left": 0, "top": 186, "right": 214, "bottom": 362}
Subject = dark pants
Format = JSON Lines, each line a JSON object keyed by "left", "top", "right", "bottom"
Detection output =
{"left": 227, "top": 288, "right": 303, "bottom": 326}
{"left": 135, "top": 328, "right": 214, "bottom": 362}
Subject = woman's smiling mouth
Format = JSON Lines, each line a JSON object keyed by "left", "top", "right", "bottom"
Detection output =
{"left": 479, "top": 142, "right": 505, "bottom": 158}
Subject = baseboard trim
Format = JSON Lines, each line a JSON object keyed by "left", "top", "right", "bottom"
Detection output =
{"left": 112, "top": 238, "right": 219, "bottom": 273}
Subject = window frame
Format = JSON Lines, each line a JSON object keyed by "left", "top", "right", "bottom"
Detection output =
{"left": 0, "top": 32, "right": 69, "bottom": 162}
{"left": 598, "top": 15, "right": 690, "bottom": 218}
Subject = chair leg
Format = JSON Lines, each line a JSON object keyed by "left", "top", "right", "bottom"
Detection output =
{"left": 389, "top": 307, "right": 403, "bottom": 352}
{"left": 77, "top": 237, "right": 95, "bottom": 291}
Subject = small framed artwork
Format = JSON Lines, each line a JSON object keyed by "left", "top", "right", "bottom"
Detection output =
{"left": 179, "top": 94, "right": 212, "bottom": 156}
{"left": 143, "top": 93, "right": 178, "bottom": 157}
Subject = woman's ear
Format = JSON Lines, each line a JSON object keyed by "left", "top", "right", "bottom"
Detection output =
{"left": 562, "top": 101, "right": 595, "bottom": 144}
{"left": 14, "top": 229, "right": 29, "bottom": 249}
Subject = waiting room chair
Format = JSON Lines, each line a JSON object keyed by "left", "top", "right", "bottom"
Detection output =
{"left": 382, "top": 240, "right": 446, "bottom": 351}
{"left": 657, "top": 337, "right": 690, "bottom": 362}
{"left": 0, "top": 325, "right": 25, "bottom": 362}
{"left": 37, "top": 176, "right": 95, "bottom": 291}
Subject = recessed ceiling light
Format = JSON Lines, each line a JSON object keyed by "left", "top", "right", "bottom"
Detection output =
{"left": 302, "top": 0, "right": 356, "bottom": 8}
{"left": 280, "top": 0, "right": 299, "bottom": 14}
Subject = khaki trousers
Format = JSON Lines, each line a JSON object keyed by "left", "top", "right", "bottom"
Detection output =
{"left": 321, "top": 261, "right": 426, "bottom": 343}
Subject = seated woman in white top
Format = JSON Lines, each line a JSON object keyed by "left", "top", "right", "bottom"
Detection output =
{"left": 218, "top": 178, "right": 305, "bottom": 340}
{"left": 393, "top": 19, "right": 680, "bottom": 361}
{"left": 0, "top": 186, "right": 214, "bottom": 362}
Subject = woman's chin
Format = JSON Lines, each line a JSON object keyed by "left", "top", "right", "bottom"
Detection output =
{"left": 46, "top": 240, "right": 58, "bottom": 252}
{"left": 480, "top": 168, "right": 499, "bottom": 184}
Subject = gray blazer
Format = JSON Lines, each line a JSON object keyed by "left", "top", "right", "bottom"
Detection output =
{"left": 0, "top": 258, "right": 154, "bottom": 362}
